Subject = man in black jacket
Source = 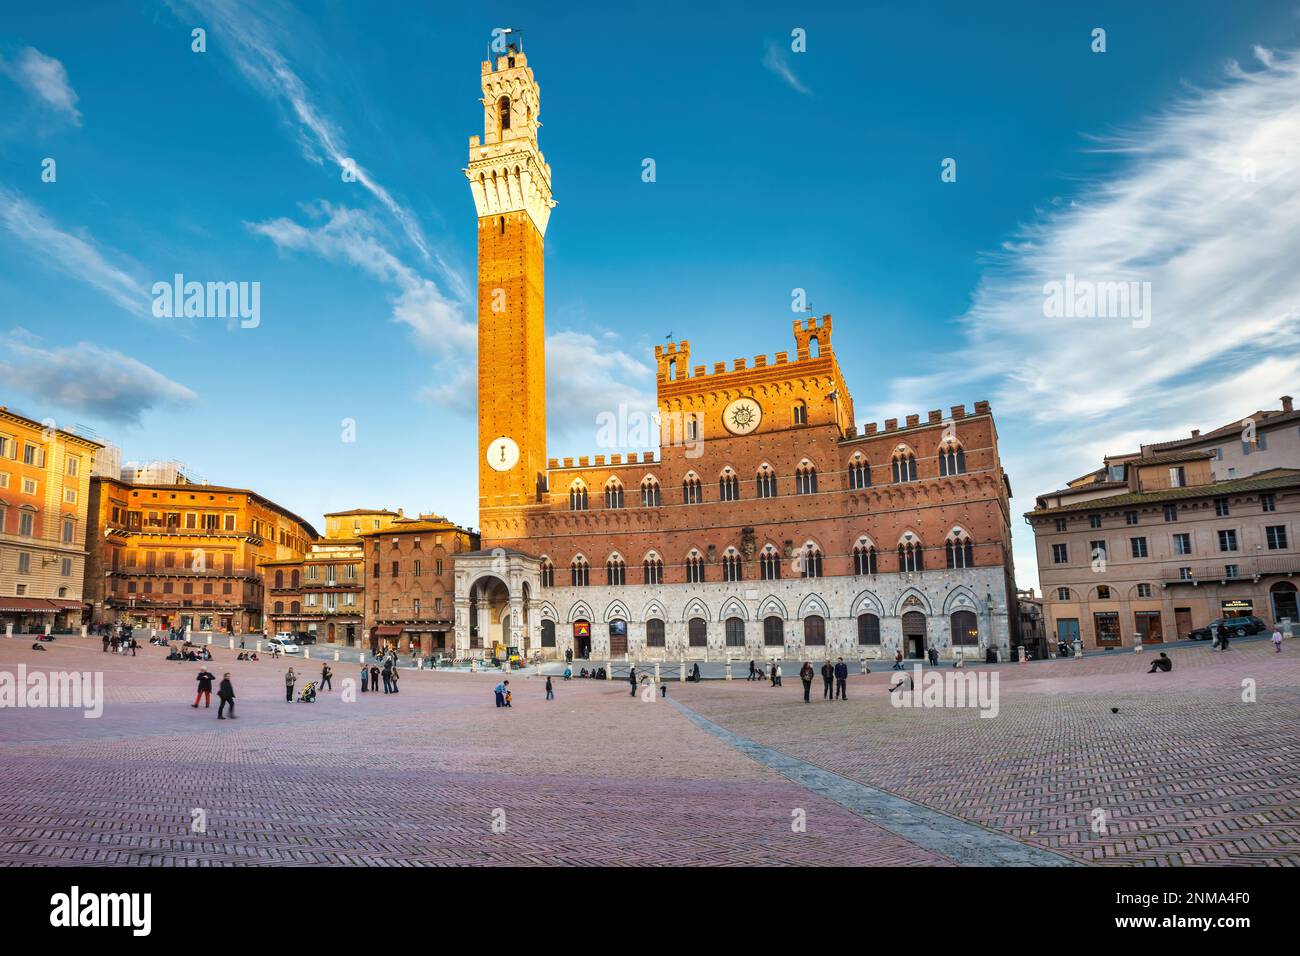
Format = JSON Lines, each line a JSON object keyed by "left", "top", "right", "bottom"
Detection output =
{"left": 833, "top": 658, "right": 849, "bottom": 700}
{"left": 217, "top": 673, "right": 237, "bottom": 719}
{"left": 820, "top": 660, "right": 834, "bottom": 699}
{"left": 193, "top": 668, "right": 216, "bottom": 708}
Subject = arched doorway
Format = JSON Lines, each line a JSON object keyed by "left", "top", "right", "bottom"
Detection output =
{"left": 1272, "top": 582, "right": 1298, "bottom": 623}
{"left": 609, "top": 618, "right": 628, "bottom": 655}
{"left": 471, "top": 575, "right": 511, "bottom": 652}
{"left": 902, "top": 611, "right": 927, "bottom": 659}
{"left": 573, "top": 619, "right": 592, "bottom": 658}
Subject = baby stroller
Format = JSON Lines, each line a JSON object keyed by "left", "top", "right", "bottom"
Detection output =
{"left": 297, "top": 681, "right": 318, "bottom": 703}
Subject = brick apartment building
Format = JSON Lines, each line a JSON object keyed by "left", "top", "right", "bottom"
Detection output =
{"left": 260, "top": 508, "right": 401, "bottom": 646}
{"left": 361, "top": 514, "right": 479, "bottom": 656}
{"left": 453, "top": 44, "right": 1019, "bottom": 662}
{"left": 0, "top": 405, "right": 101, "bottom": 633}
{"left": 84, "top": 475, "right": 317, "bottom": 633}
{"left": 1028, "top": 397, "right": 1300, "bottom": 648}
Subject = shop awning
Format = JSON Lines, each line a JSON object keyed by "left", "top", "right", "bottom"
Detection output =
{"left": 0, "top": 598, "right": 65, "bottom": 612}
{"left": 374, "top": 625, "right": 404, "bottom": 636}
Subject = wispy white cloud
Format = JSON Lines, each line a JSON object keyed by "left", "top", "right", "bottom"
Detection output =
{"left": 859, "top": 46, "right": 1300, "bottom": 589}
{"left": 0, "top": 186, "right": 144, "bottom": 313}
{"left": 0, "top": 328, "right": 196, "bottom": 425}
{"left": 762, "top": 39, "right": 810, "bottom": 96}
{"left": 249, "top": 202, "right": 471, "bottom": 354}
{"left": 0, "top": 47, "right": 81, "bottom": 123}
{"left": 545, "top": 330, "right": 658, "bottom": 450}
{"left": 166, "top": 0, "right": 466, "bottom": 300}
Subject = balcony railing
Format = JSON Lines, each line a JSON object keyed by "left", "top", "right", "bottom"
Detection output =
{"left": 1159, "top": 554, "right": 1300, "bottom": 583}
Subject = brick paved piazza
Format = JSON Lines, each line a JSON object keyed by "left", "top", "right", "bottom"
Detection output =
{"left": 0, "top": 637, "right": 1295, "bottom": 866}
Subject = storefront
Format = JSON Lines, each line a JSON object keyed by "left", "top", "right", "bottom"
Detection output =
{"left": 1220, "top": 599, "right": 1254, "bottom": 620}
{"left": 0, "top": 597, "right": 85, "bottom": 634}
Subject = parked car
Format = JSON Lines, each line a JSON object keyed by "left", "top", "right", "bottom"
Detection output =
{"left": 294, "top": 631, "right": 317, "bottom": 645}
{"left": 1187, "top": 616, "right": 1267, "bottom": 641}
{"left": 268, "top": 634, "right": 301, "bottom": 654}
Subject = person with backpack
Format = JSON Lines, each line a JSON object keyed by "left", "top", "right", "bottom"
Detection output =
{"left": 799, "top": 661, "right": 815, "bottom": 702}
{"left": 285, "top": 667, "right": 296, "bottom": 703}
{"left": 320, "top": 663, "right": 333, "bottom": 692}
{"left": 545, "top": 675, "right": 554, "bottom": 700}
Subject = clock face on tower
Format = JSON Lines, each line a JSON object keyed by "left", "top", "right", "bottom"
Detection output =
{"left": 486, "top": 436, "right": 520, "bottom": 472}
{"left": 722, "top": 397, "right": 763, "bottom": 436}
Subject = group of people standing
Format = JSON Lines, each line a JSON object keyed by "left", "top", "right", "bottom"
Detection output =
{"left": 360, "top": 652, "right": 400, "bottom": 694}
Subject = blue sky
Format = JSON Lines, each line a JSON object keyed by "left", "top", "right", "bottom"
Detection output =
{"left": 2, "top": 0, "right": 1299, "bottom": 588}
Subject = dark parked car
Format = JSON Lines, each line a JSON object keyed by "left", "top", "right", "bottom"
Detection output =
{"left": 293, "top": 631, "right": 317, "bottom": 645}
{"left": 1187, "top": 616, "right": 1267, "bottom": 641}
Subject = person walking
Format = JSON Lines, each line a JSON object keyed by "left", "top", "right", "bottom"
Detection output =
{"left": 102, "top": 633, "right": 110, "bottom": 653}
{"left": 284, "top": 667, "right": 296, "bottom": 703}
{"left": 927, "top": 646, "right": 938, "bottom": 667}
{"left": 565, "top": 647, "right": 573, "bottom": 666}
{"left": 381, "top": 660, "right": 393, "bottom": 694}
{"left": 821, "top": 660, "right": 834, "bottom": 699}
{"left": 893, "top": 649, "right": 904, "bottom": 670}
{"left": 834, "top": 657, "right": 849, "bottom": 700}
{"left": 390, "top": 666, "right": 400, "bottom": 694}
{"left": 545, "top": 675, "right": 554, "bottom": 700}
{"left": 193, "top": 667, "right": 215, "bottom": 708}
{"left": 1273, "top": 626, "right": 1284, "bottom": 653}
{"left": 799, "top": 661, "right": 814, "bottom": 702}
{"left": 1220, "top": 626, "right": 1231, "bottom": 651}
{"left": 217, "top": 673, "right": 236, "bottom": 719}
{"left": 494, "top": 679, "right": 509, "bottom": 708}
{"left": 370, "top": 664, "right": 380, "bottom": 694}
{"left": 320, "top": 663, "right": 333, "bottom": 692}
{"left": 773, "top": 662, "right": 783, "bottom": 687}
{"left": 360, "top": 663, "right": 369, "bottom": 692}
{"left": 748, "top": 659, "right": 757, "bottom": 682}
{"left": 628, "top": 666, "right": 638, "bottom": 697}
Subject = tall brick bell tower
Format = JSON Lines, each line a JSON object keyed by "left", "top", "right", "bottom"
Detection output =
{"left": 466, "top": 40, "right": 554, "bottom": 543}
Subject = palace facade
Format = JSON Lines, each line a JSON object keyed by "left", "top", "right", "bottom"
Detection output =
{"left": 453, "top": 44, "right": 1019, "bottom": 662}
{"left": 84, "top": 474, "right": 317, "bottom": 634}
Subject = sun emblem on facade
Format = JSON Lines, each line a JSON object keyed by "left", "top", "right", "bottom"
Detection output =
{"left": 723, "top": 397, "right": 762, "bottom": 435}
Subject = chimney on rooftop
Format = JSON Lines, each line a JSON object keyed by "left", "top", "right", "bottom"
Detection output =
{"left": 1282, "top": 395, "right": 1294, "bottom": 413}
{"left": 1191, "top": 430, "right": 1200, "bottom": 438}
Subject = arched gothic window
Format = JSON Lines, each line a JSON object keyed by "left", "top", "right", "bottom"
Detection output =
{"left": 756, "top": 465, "right": 778, "bottom": 498}
{"left": 853, "top": 543, "right": 878, "bottom": 575}
{"left": 641, "top": 477, "right": 661, "bottom": 507}
{"left": 606, "top": 556, "right": 626, "bottom": 586}
{"left": 643, "top": 554, "right": 664, "bottom": 585}
{"left": 685, "top": 552, "right": 706, "bottom": 584}
{"left": 795, "top": 462, "right": 818, "bottom": 495}
{"left": 938, "top": 442, "right": 967, "bottom": 477}
{"left": 722, "top": 549, "right": 743, "bottom": 582}
{"left": 892, "top": 450, "right": 918, "bottom": 483}
{"left": 719, "top": 469, "right": 740, "bottom": 501}
{"left": 945, "top": 533, "right": 975, "bottom": 569}
{"left": 898, "top": 541, "right": 924, "bottom": 573}
{"left": 682, "top": 474, "right": 703, "bottom": 505}
{"left": 760, "top": 546, "right": 782, "bottom": 581}
{"left": 848, "top": 456, "right": 871, "bottom": 489}
{"left": 569, "top": 483, "right": 588, "bottom": 511}
{"left": 570, "top": 556, "right": 590, "bottom": 587}
{"left": 604, "top": 479, "right": 624, "bottom": 509}
{"left": 800, "top": 545, "right": 823, "bottom": 579}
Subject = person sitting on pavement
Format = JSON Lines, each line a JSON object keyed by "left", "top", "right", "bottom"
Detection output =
{"left": 1147, "top": 652, "right": 1172, "bottom": 673}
